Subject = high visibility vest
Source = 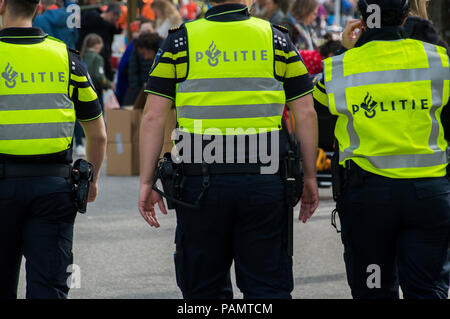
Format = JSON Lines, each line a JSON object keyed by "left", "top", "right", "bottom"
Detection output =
{"left": 323, "top": 39, "right": 450, "bottom": 178}
{"left": 0, "top": 37, "right": 76, "bottom": 156}
{"left": 175, "top": 17, "right": 286, "bottom": 135}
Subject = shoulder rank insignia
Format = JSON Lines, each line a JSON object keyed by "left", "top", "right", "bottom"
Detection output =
{"left": 69, "top": 47, "right": 81, "bottom": 55}
{"left": 273, "top": 24, "right": 288, "bottom": 34}
{"left": 169, "top": 26, "right": 182, "bottom": 34}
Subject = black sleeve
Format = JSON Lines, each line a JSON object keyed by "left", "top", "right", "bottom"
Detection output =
{"left": 68, "top": 49, "right": 103, "bottom": 121}
{"left": 272, "top": 27, "right": 314, "bottom": 101}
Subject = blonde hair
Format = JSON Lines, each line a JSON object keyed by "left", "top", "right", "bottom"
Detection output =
{"left": 151, "top": 0, "right": 182, "bottom": 26}
{"left": 80, "top": 33, "right": 103, "bottom": 59}
{"left": 409, "top": 0, "right": 428, "bottom": 20}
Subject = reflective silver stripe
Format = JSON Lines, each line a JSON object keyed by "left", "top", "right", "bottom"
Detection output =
{"left": 325, "top": 53, "right": 449, "bottom": 95}
{"left": 0, "top": 94, "right": 73, "bottom": 111}
{"left": 329, "top": 54, "right": 360, "bottom": 153}
{"left": 340, "top": 150, "right": 448, "bottom": 169}
{"left": 0, "top": 122, "right": 75, "bottom": 140}
{"left": 423, "top": 42, "right": 446, "bottom": 151}
{"left": 177, "top": 104, "right": 284, "bottom": 119}
{"left": 325, "top": 41, "right": 450, "bottom": 165}
{"left": 177, "top": 78, "right": 283, "bottom": 93}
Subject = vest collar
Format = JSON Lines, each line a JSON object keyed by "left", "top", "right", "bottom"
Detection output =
{"left": 355, "top": 26, "right": 408, "bottom": 47}
{"left": 0, "top": 28, "right": 47, "bottom": 44}
{"left": 205, "top": 3, "right": 250, "bottom": 21}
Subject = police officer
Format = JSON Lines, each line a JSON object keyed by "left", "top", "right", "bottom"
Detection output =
{"left": 0, "top": 0, "right": 107, "bottom": 299}
{"left": 139, "top": 0, "right": 319, "bottom": 298}
{"left": 314, "top": 0, "right": 450, "bottom": 298}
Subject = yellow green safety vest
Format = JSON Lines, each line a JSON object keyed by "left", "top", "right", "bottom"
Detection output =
{"left": 175, "top": 17, "right": 286, "bottom": 135}
{"left": 0, "top": 37, "right": 76, "bottom": 156}
{"left": 323, "top": 39, "right": 450, "bottom": 178}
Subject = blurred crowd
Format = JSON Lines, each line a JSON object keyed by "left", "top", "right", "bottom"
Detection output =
{"left": 31, "top": 0, "right": 434, "bottom": 155}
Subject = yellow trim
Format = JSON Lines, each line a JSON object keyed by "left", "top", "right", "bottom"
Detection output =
{"left": 287, "top": 88, "right": 314, "bottom": 102}
{"left": 327, "top": 92, "right": 337, "bottom": 115}
{"left": 162, "top": 51, "right": 187, "bottom": 60}
{"left": 151, "top": 62, "right": 176, "bottom": 79}
{"left": 78, "top": 86, "right": 98, "bottom": 102}
{"left": 70, "top": 74, "right": 88, "bottom": 83}
{"left": 286, "top": 51, "right": 298, "bottom": 58}
{"left": 0, "top": 109, "right": 75, "bottom": 124}
{"left": 317, "top": 80, "right": 326, "bottom": 90}
{"left": 69, "top": 85, "right": 74, "bottom": 99}
{"left": 313, "top": 87, "right": 328, "bottom": 107}
{"left": 78, "top": 112, "right": 103, "bottom": 122}
{"left": 285, "top": 61, "right": 308, "bottom": 78}
{"left": 437, "top": 46, "right": 449, "bottom": 68}
{"left": 324, "top": 58, "right": 332, "bottom": 82}
{"left": 144, "top": 90, "right": 175, "bottom": 101}
{"left": 175, "top": 62, "right": 188, "bottom": 79}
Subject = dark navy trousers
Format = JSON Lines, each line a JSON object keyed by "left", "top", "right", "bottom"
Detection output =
{"left": 338, "top": 173, "right": 450, "bottom": 299}
{"left": 174, "top": 174, "right": 292, "bottom": 299}
{"left": 0, "top": 177, "right": 77, "bottom": 299}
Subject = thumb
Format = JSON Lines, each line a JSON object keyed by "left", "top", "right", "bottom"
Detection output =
{"left": 157, "top": 198, "right": 168, "bottom": 215}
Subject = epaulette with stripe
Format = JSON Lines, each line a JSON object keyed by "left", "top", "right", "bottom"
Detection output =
{"left": 169, "top": 26, "right": 182, "bottom": 34}
{"left": 273, "top": 24, "right": 288, "bottom": 34}
{"left": 69, "top": 47, "right": 80, "bottom": 55}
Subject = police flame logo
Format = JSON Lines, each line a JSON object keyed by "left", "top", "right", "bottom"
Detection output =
{"left": 2, "top": 63, "right": 18, "bottom": 89}
{"left": 205, "top": 41, "right": 222, "bottom": 67}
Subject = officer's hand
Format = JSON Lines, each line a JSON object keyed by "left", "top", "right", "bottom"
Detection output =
{"left": 299, "top": 177, "right": 319, "bottom": 223}
{"left": 139, "top": 184, "right": 168, "bottom": 228}
{"left": 341, "top": 19, "right": 364, "bottom": 50}
{"left": 88, "top": 182, "right": 98, "bottom": 202}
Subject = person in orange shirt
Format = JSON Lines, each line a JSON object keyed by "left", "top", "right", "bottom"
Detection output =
{"left": 141, "top": 0, "right": 155, "bottom": 21}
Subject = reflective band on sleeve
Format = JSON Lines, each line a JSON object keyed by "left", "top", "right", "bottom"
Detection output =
{"left": 177, "top": 103, "right": 285, "bottom": 119}
{"left": 70, "top": 74, "right": 88, "bottom": 82}
{"left": 313, "top": 87, "right": 328, "bottom": 107}
{"left": 0, "top": 93, "right": 73, "bottom": 111}
{"left": 77, "top": 86, "right": 98, "bottom": 102}
{"left": 177, "top": 78, "right": 283, "bottom": 93}
{"left": 0, "top": 122, "right": 75, "bottom": 140}
{"left": 340, "top": 150, "right": 448, "bottom": 169}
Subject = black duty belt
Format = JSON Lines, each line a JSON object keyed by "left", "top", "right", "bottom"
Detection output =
{"left": 182, "top": 163, "right": 271, "bottom": 176}
{"left": 0, "top": 163, "right": 72, "bottom": 179}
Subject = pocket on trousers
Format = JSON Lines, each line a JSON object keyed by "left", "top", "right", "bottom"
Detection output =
{"left": 414, "top": 178, "right": 450, "bottom": 199}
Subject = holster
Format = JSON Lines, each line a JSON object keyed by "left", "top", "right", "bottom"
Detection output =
{"left": 153, "top": 153, "right": 183, "bottom": 210}
{"left": 331, "top": 150, "right": 344, "bottom": 202}
{"left": 72, "top": 159, "right": 94, "bottom": 214}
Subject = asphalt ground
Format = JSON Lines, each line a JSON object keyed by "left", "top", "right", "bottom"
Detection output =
{"left": 17, "top": 164, "right": 351, "bottom": 299}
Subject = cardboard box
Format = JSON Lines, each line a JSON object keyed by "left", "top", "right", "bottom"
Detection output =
{"left": 105, "top": 107, "right": 143, "bottom": 144}
{"left": 106, "top": 142, "right": 140, "bottom": 176}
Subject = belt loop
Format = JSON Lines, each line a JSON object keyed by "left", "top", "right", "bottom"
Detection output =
{"left": 201, "top": 162, "right": 210, "bottom": 188}
{"left": 0, "top": 163, "right": 4, "bottom": 179}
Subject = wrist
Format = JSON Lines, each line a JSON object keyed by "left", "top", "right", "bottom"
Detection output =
{"left": 303, "top": 175, "right": 316, "bottom": 181}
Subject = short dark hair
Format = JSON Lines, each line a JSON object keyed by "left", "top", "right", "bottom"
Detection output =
{"left": 319, "top": 40, "right": 342, "bottom": 57}
{"left": 106, "top": 2, "right": 122, "bottom": 16}
{"left": 358, "top": 0, "right": 410, "bottom": 27}
{"left": 7, "top": 0, "right": 39, "bottom": 18}
{"left": 135, "top": 32, "right": 162, "bottom": 52}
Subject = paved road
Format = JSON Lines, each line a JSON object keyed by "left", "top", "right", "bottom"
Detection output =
{"left": 18, "top": 165, "right": 351, "bottom": 299}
